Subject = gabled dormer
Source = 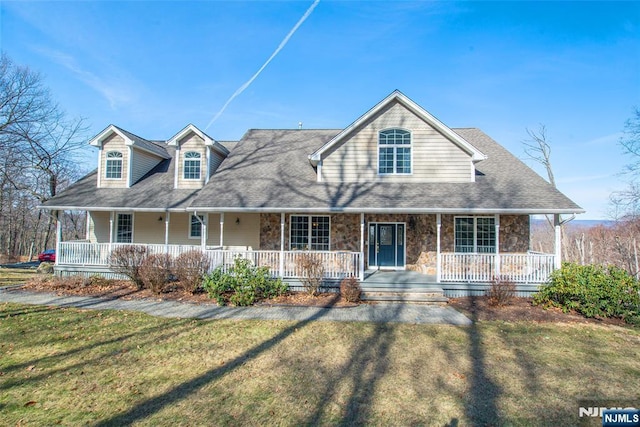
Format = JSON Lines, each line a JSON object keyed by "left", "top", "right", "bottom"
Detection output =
{"left": 90, "top": 125, "right": 170, "bottom": 188}
{"left": 167, "top": 124, "right": 230, "bottom": 189}
{"left": 309, "top": 90, "right": 487, "bottom": 183}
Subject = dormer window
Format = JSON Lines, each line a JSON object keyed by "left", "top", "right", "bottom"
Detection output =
{"left": 378, "top": 129, "right": 411, "bottom": 175}
{"left": 105, "top": 151, "right": 123, "bottom": 179}
{"left": 183, "top": 151, "right": 201, "bottom": 180}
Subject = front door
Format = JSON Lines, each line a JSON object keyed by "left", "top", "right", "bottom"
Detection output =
{"left": 368, "top": 223, "right": 405, "bottom": 268}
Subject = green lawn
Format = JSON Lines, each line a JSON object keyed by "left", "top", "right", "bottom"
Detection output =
{"left": 0, "top": 268, "right": 37, "bottom": 287}
{"left": 0, "top": 303, "right": 638, "bottom": 426}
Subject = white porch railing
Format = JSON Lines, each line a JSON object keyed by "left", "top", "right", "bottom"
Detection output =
{"left": 440, "top": 252, "right": 555, "bottom": 283}
{"left": 57, "top": 242, "right": 203, "bottom": 266}
{"left": 204, "top": 249, "right": 361, "bottom": 279}
{"left": 57, "top": 242, "right": 361, "bottom": 280}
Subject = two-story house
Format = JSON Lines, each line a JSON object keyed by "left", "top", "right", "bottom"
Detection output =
{"left": 42, "top": 90, "right": 583, "bottom": 296}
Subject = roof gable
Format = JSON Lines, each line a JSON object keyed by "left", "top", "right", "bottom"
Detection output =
{"left": 89, "top": 124, "right": 169, "bottom": 159}
{"left": 309, "top": 90, "right": 486, "bottom": 165}
{"left": 167, "top": 124, "right": 229, "bottom": 156}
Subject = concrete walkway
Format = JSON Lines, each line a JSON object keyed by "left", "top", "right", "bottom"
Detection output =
{"left": 0, "top": 286, "right": 471, "bottom": 326}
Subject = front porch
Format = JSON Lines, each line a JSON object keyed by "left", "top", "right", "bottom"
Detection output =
{"left": 55, "top": 242, "right": 555, "bottom": 295}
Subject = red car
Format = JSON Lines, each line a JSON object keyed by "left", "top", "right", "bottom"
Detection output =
{"left": 38, "top": 249, "right": 56, "bottom": 263}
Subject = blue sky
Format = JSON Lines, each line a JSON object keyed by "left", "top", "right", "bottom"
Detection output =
{"left": 1, "top": 1, "right": 638, "bottom": 219}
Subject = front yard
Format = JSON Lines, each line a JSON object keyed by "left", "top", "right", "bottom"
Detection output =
{"left": 0, "top": 268, "right": 37, "bottom": 287}
{"left": 1, "top": 302, "right": 638, "bottom": 426}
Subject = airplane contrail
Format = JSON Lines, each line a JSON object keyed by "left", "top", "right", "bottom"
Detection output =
{"left": 205, "top": 0, "right": 320, "bottom": 131}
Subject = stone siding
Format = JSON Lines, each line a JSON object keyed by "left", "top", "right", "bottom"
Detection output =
{"left": 259, "top": 213, "right": 530, "bottom": 273}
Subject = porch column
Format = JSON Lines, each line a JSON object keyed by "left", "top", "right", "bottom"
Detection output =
{"left": 494, "top": 215, "right": 501, "bottom": 278}
{"left": 359, "top": 213, "right": 365, "bottom": 281}
{"left": 436, "top": 214, "right": 441, "bottom": 283}
{"left": 164, "top": 212, "right": 170, "bottom": 253}
{"left": 219, "top": 213, "right": 224, "bottom": 248}
{"left": 85, "top": 211, "right": 90, "bottom": 240}
{"left": 554, "top": 214, "right": 562, "bottom": 269}
{"left": 55, "top": 211, "right": 62, "bottom": 266}
{"left": 201, "top": 213, "right": 208, "bottom": 250}
{"left": 279, "top": 213, "right": 285, "bottom": 278}
{"left": 109, "top": 211, "right": 114, "bottom": 252}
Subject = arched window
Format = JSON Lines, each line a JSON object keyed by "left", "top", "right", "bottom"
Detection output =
{"left": 378, "top": 129, "right": 411, "bottom": 175}
{"left": 105, "top": 151, "right": 123, "bottom": 179}
{"left": 183, "top": 151, "right": 201, "bottom": 180}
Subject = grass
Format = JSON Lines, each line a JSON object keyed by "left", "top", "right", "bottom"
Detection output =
{"left": 0, "top": 303, "right": 639, "bottom": 426}
{"left": 0, "top": 268, "right": 37, "bottom": 287}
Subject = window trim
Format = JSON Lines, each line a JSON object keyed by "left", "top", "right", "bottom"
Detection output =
{"left": 189, "top": 214, "right": 206, "bottom": 240}
{"left": 183, "top": 151, "right": 202, "bottom": 181}
{"left": 377, "top": 128, "right": 413, "bottom": 176}
{"left": 289, "top": 215, "right": 331, "bottom": 251}
{"left": 115, "top": 212, "right": 134, "bottom": 243}
{"left": 453, "top": 216, "right": 496, "bottom": 253}
{"left": 105, "top": 151, "right": 123, "bottom": 180}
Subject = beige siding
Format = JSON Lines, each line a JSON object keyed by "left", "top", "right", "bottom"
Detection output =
{"left": 132, "top": 212, "right": 166, "bottom": 244}
{"left": 131, "top": 148, "right": 163, "bottom": 184}
{"left": 86, "top": 211, "right": 260, "bottom": 248}
{"left": 219, "top": 213, "right": 261, "bottom": 248}
{"left": 165, "top": 212, "right": 260, "bottom": 247}
{"left": 176, "top": 132, "right": 207, "bottom": 189}
{"left": 99, "top": 134, "right": 129, "bottom": 188}
{"left": 208, "top": 148, "right": 225, "bottom": 177}
{"left": 88, "top": 211, "right": 111, "bottom": 243}
{"left": 321, "top": 101, "right": 473, "bottom": 183}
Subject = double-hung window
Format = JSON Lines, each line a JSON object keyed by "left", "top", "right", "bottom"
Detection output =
{"left": 105, "top": 151, "right": 123, "bottom": 179}
{"left": 290, "top": 215, "right": 330, "bottom": 250}
{"left": 183, "top": 151, "right": 201, "bottom": 180}
{"left": 378, "top": 129, "right": 411, "bottom": 175}
{"left": 189, "top": 214, "right": 205, "bottom": 239}
{"left": 454, "top": 217, "right": 496, "bottom": 253}
{"left": 115, "top": 213, "right": 133, "bottom": 243}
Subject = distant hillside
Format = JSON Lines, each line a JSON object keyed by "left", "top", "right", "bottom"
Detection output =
{"left": 531, "top": 218, "right": 615, "bottom": 229}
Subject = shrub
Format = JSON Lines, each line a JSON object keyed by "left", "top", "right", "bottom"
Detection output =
{"left": 533, "top": 263, "right": 640, "bottom": 324}
{"left": 36, "top": 262, "right": 54, "bottom": 274}
{"left": 108, "top": 245, "right": 148, "bottom": 289}
{"left": 203, "top": 257, "right": 288, "bottom": 306}
{"left": 486, "top": 276, "right": 516, "bottom": 306}
{"left": 296, "top": 252, "right": 325, "bottom": 296}
{"left": 139, "top": 253, "right": 173, "bottom": 294}
{"left": 340, "top": 277, "right": 361, "bottom": 303}
{"left": 175, "top": 250, "right": 211, "bottom": 293}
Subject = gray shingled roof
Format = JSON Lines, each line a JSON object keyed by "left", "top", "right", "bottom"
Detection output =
{"left": 189, "top": 128, "right": 583, "bottom": 214}
{"left": 43, "top": 127, "right": 583, "bottom": 214}
{"left": 114, "top": 125, "right": 170, "bottom": 159}
{"left": 42, "top": 146, "right": 198, "bottom": 211}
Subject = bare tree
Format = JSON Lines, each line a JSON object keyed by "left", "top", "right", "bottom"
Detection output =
{"left": 611, "top": 108, "right": 640, "bottom": 217}
{"left": 0, "top": 52, "right": 89, "bottom": 260}
{"left": 523, "top": 124, "right": 556, "bottom": 187}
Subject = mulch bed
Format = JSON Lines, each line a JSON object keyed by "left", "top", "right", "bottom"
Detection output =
{"left": 20, "top": 278, "right": 357, "bottom": 307}
{"left": 448, "top": 296, "right": 628, "bottom": 326}
{"left": 19, "top": 277, "right": 630, "bottom": 324}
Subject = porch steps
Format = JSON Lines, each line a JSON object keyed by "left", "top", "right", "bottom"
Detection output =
{"left": 360, "top": 286, "right": 448, "bottom": 304}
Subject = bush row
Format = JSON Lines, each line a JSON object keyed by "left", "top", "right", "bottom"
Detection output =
{"left": 109, "top": 247, "right": 210, "bottom": 294}
{"left": 533, "top": 263, "right": 640, "bottom": 325}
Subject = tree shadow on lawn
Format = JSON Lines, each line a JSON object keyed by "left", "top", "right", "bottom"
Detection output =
{"left": 94, "top": 304, "right": 340, "bottom": 427}
{"left": 0, "top": 317, "right": 196, "bottom": 390}
{"left": 460, "top": 296, "right": 502, "bottom": 426}
{"left": 301, "top": 303, "right": 404, "bottom": 425}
